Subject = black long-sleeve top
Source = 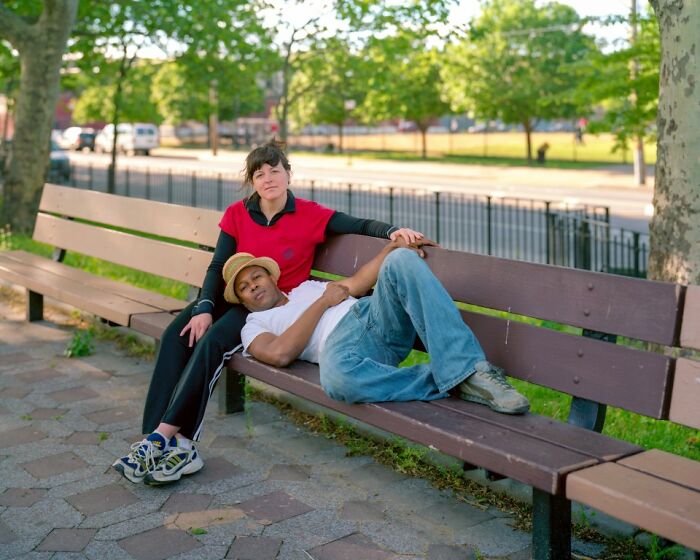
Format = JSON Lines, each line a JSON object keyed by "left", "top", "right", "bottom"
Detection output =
{"left": 191, "top": 191, "right": 398, "bottom": 316}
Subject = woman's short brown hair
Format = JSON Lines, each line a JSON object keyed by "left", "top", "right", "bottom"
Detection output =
{"left": 243, "top": 140, "right": 291, "bottom": 186}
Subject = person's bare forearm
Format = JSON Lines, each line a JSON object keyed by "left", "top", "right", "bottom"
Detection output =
{"left": 249, "top": 297, "right": 332, "bottom": 367}
{"left": 341, "top": 238, "right": 436, "bottom": 297}
{"left": 340, "top": 242, "right": 398, "bottom": 297}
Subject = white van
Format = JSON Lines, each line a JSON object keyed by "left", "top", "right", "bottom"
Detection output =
{"left": 95, "top": 123, "right": 159, "bottom": 155}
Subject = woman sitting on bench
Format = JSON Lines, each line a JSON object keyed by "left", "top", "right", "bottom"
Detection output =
{"left": 112, "top": 140, "right": 424, "bottom": 486}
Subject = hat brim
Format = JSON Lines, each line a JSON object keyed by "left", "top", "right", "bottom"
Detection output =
{"left": 223, "top": 255, "right": 280, "bottom": 304}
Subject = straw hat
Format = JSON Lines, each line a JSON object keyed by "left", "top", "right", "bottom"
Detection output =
{"left": 222, "top": 252, "right": 280, "bottom": 304}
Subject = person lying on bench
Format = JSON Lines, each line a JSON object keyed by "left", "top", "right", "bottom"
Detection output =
{"left": 225, "top": 240, "right": 530, "bottom": 414}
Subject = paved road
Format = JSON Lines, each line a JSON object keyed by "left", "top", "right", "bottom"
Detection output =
{"left": 68, "top": 150, "right": 654, "bottom": 233}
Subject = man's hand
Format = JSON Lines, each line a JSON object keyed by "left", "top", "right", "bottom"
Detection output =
{"left": 322, "top": 282, "right": 350, "bottom": 307}
{"left": 180, "top": 313, "right": 213, "bottom": 347}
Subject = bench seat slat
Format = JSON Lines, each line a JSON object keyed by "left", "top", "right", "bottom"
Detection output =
{"left": 40, "top": 183, "right": 221, "bottom": 247}
{"left": 459, "top": 310, "right": 673, "bottom": 418}
{"left": 431, "top": 399, "right": 641, "bottom": 462}
{"left": 129, "top": 312, "right": 177, "bottom": 340}
{"left": 230, "top": 355, "right": 602, "bottom": 494}
{"left": 618, "top": 449, "right": 700, "bottom": 492}
{"left": 2, "top": 251, "right": 187, "bottom": 312}
{"left": 0, "top": 255, "right": 159, "bottom": 325}
{"left": 34, "top": 213, "right": 212, "bottom": 287}
{"left": 566, "top": 462, "right": 700, "bottom": 551}
{"left": 313, "top": 235, "right": 683, "bottom": 345}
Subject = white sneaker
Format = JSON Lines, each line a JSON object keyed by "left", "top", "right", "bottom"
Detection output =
{"left": 143, "top": 445, "right": 203, "bottom": 486}
{"left": 112, "top": 434, "right": 172, "bottom": 483}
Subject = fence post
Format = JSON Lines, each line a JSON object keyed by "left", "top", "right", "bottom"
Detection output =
{"left": 167, "top": 169, "right": 173, "bottom": 203}
{"left": 146, "top": 167, "right": 151, "bottom": 200}
{"left": 217, "top": 173, "right": 223, "bottom": 210}
{"left": 70, "top": 164, "right": 76, "bottom": 188}
{"left": 348, "top": 183, "right": 352, "bottom": 215}
{"left": 545, "top": 201, "right": 552, "bottom": 265}
{"left": 88, "top": 163, "right": 93, "bottom": 190}
{"left": 191, "top": 172, "right": 197, "bottom": 207}
{"left": 389, "top": 187, "right": 394, "bottom": 225}
{"left": 310, "top": 180, "right": 315, "bottom": 202}
{"left": 578, "top": 219, "right": 592, "bottom": 270}
{"left": 125, "top": 167, "right": 130, "bottom": 197}
{"left": 435, "top": 191, "right": 441, "bottom": 244}
{"left": 486, "top": 195, "right": 493, "bottom": 256}
{"left": 633, "top": 232, "right": 640, "bottom": 277}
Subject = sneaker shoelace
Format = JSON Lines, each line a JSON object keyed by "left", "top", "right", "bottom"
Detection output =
{"left": 484, "top": 366, "right": 514, "bottom": 390}
{"left": 128, "top": 440, "right": 162, "bottom": 472}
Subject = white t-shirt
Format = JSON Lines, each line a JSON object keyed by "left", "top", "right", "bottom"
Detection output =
{"left": 241, "top": 280, "right": 357, "bottom": 364}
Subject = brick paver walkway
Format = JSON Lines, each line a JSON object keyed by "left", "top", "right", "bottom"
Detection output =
{"left": 0, "top": 291, "right": 605, "bottom": 560}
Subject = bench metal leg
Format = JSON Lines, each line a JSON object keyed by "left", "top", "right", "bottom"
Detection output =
{"left": 27, "top": 291, "right": 44, "bottom": 322}
{"left": 218, "top": 366, "right": 246, "bottom": 414}
{"left": 532, "top": 488, "right": 571, "bottom": 560}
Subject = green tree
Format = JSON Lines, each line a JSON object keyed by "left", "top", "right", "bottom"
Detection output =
{"left": 269, "top": 0, "right": 455, "bottom": 143}
{"left": 70, "top": 0, "right": 269, "bottom": 191}
{"left": 72, "top": 62, "right": 162, "bottom": 125}
{"left": 648, "top": 2, "right": 700, "bottom": 284}
{"left": 151, "top": 55, "right": 264, "bottom": 125}
{"left": 289, "top": 38, "right": 364, "bottom": 152}
{"left": 578, "top": 11, "right": 658, "bottom": 183}
{"left": 442, "top": 0, "right": 597, "bottom": 163}
{"left": 362, "top": 35, "right": 450, "bottom": 159}
{"left": 0, "top": 0, "right": 78, "bottom": 232}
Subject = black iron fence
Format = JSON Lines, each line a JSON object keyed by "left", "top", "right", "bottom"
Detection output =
{"left": 62, "top": 162, "right": 649, "bottom": 278}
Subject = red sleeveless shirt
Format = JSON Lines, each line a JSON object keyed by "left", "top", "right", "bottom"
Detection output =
{"left": 219, "top": 198, "right": 334, "bottom": 293}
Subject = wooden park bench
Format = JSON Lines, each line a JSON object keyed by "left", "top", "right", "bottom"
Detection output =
{"left": 1, "top": 183, "right": 698, "bottom": 559}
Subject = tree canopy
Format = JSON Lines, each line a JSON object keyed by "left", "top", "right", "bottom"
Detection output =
{"left": 442, "top": 0, "right": 596, "bottom": 162}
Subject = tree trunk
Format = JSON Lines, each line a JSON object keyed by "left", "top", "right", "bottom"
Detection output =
{"left": 524, "top": 121, "right": 533, "bottom": 164}
{"left": 1, "top": 1, "right": 78, "bottom": 232}
{"left": 420, "top": 126, "right": 428, "bottom": 159}
{"left": 648, "top": 1, "right": 700, "bottom": 284}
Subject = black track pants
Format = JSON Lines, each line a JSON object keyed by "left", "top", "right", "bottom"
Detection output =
{"left": 141, "top": 300, "right": 248, "bottom": 440}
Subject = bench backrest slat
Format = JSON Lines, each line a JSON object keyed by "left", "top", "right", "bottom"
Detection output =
{"left": 314, "top": 235, "right": 684, "bottom": 346}
{"left": 460, "top": 309, "right": 673, "bottom": 418}
{"left": 39, "top": 184, "right": 221, "bottom": 248}
{"left": 680, "top": 285, "right": 700, "bottom": 351}
{"left": 668, "top": 359, "right": 700, "bottom": 429}
{"left": 33, "top": 213, "right": 211, "bottom": 286}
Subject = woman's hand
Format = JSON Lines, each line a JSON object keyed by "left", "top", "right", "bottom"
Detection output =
{"left": 390, "top": 236, "right": 439, "bottom": 258}
{"left": 180, "top": 313, "right": 213, "bottom": 347}
{"left": 390, "top": 227, "right": 424, "bottom": 245}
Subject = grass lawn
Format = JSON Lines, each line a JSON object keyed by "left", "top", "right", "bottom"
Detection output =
{"left": 289, "top": 131, "right": 657, "bottom": 167}
{"left": 3, "top": 233, "right": 697, "bottom": 462}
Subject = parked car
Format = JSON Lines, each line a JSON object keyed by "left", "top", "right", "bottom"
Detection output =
{"left": 58, "top": 127, "right": 96, "bottom": 151}
{"left": 48, "top": 140, "right": 71, "bottom": 182}
{"left": 94, "top": 123, "right": 159, "bottom": 155}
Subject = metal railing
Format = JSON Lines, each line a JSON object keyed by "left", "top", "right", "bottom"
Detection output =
{"left": 62, "top": 162, "right": 649, "bottom": 277}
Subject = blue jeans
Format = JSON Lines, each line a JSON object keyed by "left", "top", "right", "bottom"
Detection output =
{"left": 319, "top": 248, "right": 487, "bottom": 403}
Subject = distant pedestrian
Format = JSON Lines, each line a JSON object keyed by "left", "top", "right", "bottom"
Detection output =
{"left": 576, "top": 118, "right": 587, "bottom": 145}
{"left": 536, "top": 143, "right": 550, "bottom": 164}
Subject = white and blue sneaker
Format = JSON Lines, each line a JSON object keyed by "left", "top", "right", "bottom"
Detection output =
{"left": 112, "top": 432, "right": 176, "bottom": 483}
{"left": 143, "top": 443, "right": 204, "bottom": 486}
